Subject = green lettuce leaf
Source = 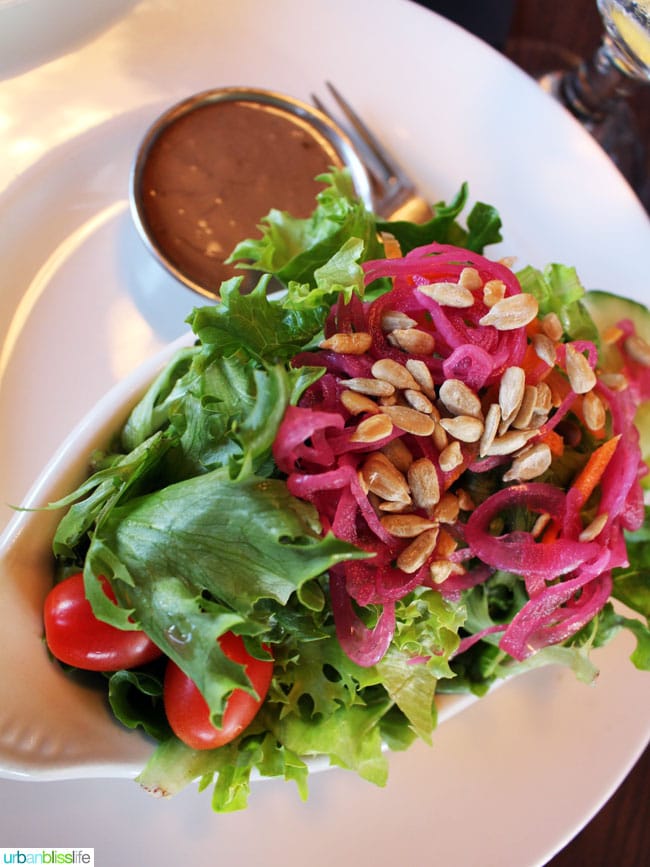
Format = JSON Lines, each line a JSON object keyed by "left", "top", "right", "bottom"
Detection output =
{"left": 84, "top": 469, "right": 369, "bottom": 723}
{"left": 376, "top": 182, "right": 502, "bottom": 254}
{"left": 228, "top": 169, "right": 383, "bottom": 284}
{"left": 107, "top": 667, "right": 169, "bottom": 741}
{"left": 516, "top": 262, "right": 599, "bottom": 343}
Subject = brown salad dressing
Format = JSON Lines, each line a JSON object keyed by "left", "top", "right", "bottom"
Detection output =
{"left": 138, "top": 100, "right": 342, "bottom": 295}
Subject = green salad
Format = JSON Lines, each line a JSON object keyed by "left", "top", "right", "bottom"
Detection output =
{"left": 42, "top": 170, "right": 650, "bottom": 812}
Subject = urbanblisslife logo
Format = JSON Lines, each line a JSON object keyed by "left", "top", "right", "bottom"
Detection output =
{"left": 0, "top": 851, "right": 93, "bottom": 865}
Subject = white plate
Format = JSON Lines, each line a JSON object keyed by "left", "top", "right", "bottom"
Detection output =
{"left": 0, "top": 0, "right": 648, "bottom": 864}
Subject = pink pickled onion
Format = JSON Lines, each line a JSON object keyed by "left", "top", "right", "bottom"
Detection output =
{"left": 275, "top": 242, "right": 646, "bottom": 669}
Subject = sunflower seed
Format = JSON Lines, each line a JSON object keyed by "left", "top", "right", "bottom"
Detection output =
{"left": 565, "top": 344, "right": 597, "bottom": 394}
{"left": 512, "top": 384, "right": 538, "bottom": 430}
{"left": 458, "top": 267, "right": 483, "bottom": 291}
{"left": 502, "top": 442, "right": 552, "bottom": 482}
{"left": 436, "top": 527, "right": 459, "bottom": 556}
{"left": 350, "top": 413, "right": 394, "bottom": 443}
{"left": 377, "top": 500, "right": 412, "bottom": 513}
{"left": 340, "top": 389, "right": 379, "bottom": 416}
{"left": 434, "top": 492, "right": 460, "bottom": 524}
{"left": 579, "top": 512, "right": 609, "bottom": 542}
{"left": 541, "top": 312, "right": 563, "bottom": 341}
{"left": 320, "top": 332, "right": 373, "bottom": 354}
{"left": 404, "top": 388, "right": 435, "bottom": 414}
{"left": 345, "top": 377, "right": 395, "bottom": 397}
{"left": 405, "top": 359, "right": 436, "bottom": 397}
{"left": 534, "top": 381, "right": 553, "bottom": 413}
{"left": 625, "top": 334, "right": 650, "bottom": 367}
{"left": 532, "top": 332, "right": 557, "bottom": 367}
{"left": 381, "top": 310, "right": 418, "bottom": 331}
{"left": 439, "top": 379, "right": 483, "bottom": 419}
{"left": 582, "top": 390, "right": 606, "bottom": 431}
{"left": 430, "top": 560, "right": 462, "bottom": 584}
{"left": 483, "top": 279, "right": 506, "bottom": 307}
{"left": 381, "top": 405, "right": 436, "bottom": 436}
{"left": 387, "top": 328, "right": 436, "bottom": 355}
{"left": 479, "top": 293, "right": 538, "bottom": 330}
{"left": 438, "top": 440, "right": 464, "bottom": 473}
{"left": 456, "top": 489, "right": 475, "bottom": 511}
{"left": 380, "top": 437, "right": 414, "bottom": 473}
{"left": 432, "top": 422, "right": 449, "bottom": 451}
{"left": 417, "top": 281, "right": 475, "bottom": 308}
{"left": 407, "top": 457, "right": 441, "bottom": 512}
{"left": 380, "top": 514, "right": 439, "bottom": 537}
{"left": 439, "top": 415, "right": 484, "bottom": 443}
{"left": 485, "top": 429, "right": 536, "bottom": 456}
{"left": 371, "top": 358, "right": 421, "bottom": 390}
{"left": 360, "top": 453, "right": 411, "bottom": 502}
{"left": 498, "top": 366, "right": 526, "bottom": 426}
{"left": 396, "top": 528, "right": 440, "bottom": 573}
{"left": 479, "top": 403, "right": 502, "bottom": 456}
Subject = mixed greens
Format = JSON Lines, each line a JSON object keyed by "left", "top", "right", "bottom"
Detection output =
{"left": 46, "top": 170, "right": 650, "bottom": 812}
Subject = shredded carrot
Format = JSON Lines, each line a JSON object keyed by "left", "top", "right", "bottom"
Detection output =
{"left": 526, "top": 317, "right": 541, "bottom": 338}
{"left": 380, "top": 232, "right": 402, "bottom": 259}
{"left": 544, "top": 368, "right": 571, "bottom": 403}
{"left": 573, "top": 396, "right": 606, "bottom": 440}
{"left": 541, "top": 520, "right": 560, "bottom": 544}
{"left": 571, "top": 435, "right": 621, "bottom": 507}
{"left": 538, "top": 428, "right": 564, "bottom": 457}
{"left": 520, "top": 342, "right": 549, "bottom": 381}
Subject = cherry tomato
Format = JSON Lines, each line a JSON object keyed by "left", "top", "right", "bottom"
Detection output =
{"left": 44, "top": 572, "right": 162, "bottom": 671}
{"left": 163, "top": 632, "right": 273, "bottom": 750}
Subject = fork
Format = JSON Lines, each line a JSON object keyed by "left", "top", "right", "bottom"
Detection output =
{"left": 312, "top": 81, "right": 433, "bottom": 223}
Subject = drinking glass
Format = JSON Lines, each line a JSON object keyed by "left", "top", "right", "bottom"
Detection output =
{"left": 540, "top": 0, "right": 650, "bottom": 206}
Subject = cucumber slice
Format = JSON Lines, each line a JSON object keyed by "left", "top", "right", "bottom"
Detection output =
{"left": 582, "top": 289, "right": 650, "bottom": 485}
{"left": 582, "top": 289, "right": 650, "bottom": 372}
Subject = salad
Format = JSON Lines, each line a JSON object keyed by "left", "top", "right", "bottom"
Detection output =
{"left": 42, "top": 171, "right": 650, "bottom": 812}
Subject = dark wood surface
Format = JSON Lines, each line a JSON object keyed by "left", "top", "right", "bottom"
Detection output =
{"left": 416, "top": 2, "right": 650, "bottom": 865}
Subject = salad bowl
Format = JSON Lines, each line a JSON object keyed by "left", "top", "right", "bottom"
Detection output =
{"left": 0, "top": 336, "right": 192, "bottom": 781}
{"left": 0, "top": 330, "right": 479, "bottom": 783}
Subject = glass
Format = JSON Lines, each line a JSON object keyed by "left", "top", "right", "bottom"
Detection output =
{"left": 540, "top": 1, "right": 650, "bottom": 206}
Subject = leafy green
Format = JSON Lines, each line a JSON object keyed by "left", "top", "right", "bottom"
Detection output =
{"left": 516, "top": 262, "right": 599, "bottom": 343}
{"left": 229, "top": 171, "right": 501, "bottom": 296}
{"left": 376, "top": 182, "right": 502, "bottom": 254}
{"left": 107, "top": 666, "right": 170, "bottom": 741}
{"left": 608, "top": 510, "right": 650, "bottom": 669}
{"left": 228, "top": 169, "right": 384, "bottom": 285}
{"left": 85, "top": 470, "right": 368, "bottom": 724}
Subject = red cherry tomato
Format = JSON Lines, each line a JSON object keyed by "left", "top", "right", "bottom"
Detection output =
{"left": 44, "top": 572, "right": 162, "bottom": 671}
{"left": 163, "top": 632, "right": 273, "bottom": 750}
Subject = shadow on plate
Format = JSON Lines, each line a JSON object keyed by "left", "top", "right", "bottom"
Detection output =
{"left": 0, "top": 0, "right": 138, "bottom": 80}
